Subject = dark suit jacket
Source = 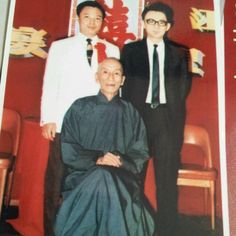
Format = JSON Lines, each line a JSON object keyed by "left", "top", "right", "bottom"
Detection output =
{"left": 121, "top": 38, "right": 192, "bottom": 150}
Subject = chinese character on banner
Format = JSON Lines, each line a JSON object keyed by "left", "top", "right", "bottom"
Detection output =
{"left": 189, "top": 48, "right": 205, "bottom": 77}
{"left": 10, "top": 27, "right": 48, "bottom": 58}
{"left": 68, "top": 0, "right": 144, "bottom": 48}
{"left": 189, "top": 7, "right": 215, "bottom": 32}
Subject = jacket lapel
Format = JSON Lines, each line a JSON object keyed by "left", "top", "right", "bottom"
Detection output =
{"left": 139, "top": 38, "right": 150, "bottom": 79}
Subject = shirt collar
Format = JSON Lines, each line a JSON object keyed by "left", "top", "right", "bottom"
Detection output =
{"left": 97, "top": 91, "right": 119, "bottom": 104}
{"left": 147, "top": 38, "right": 165, "bottom": 51}
{"left": 76, "top": 32, "right": 99, "bottom": 45}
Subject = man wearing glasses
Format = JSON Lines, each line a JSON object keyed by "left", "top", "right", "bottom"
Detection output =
{"left": 121, "top": 2, "right": 192, "bottom": 236}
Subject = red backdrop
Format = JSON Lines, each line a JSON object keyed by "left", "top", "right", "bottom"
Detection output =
{"left": 4, "top": 0, "right": 71, "bottom": 118}
{"left": 3, "top": 0, "right": 224, "bottom": 222}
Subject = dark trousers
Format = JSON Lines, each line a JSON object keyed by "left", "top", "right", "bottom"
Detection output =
{"left": 153, "top": 149, "right": 180, "bottom": 236}
{"left": 44, "top": 134, "right": 65, "bottom": 236}
{"left": 144, "top": 105, "right": 183, "bottom": 236}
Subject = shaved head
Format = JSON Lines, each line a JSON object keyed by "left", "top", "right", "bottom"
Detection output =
{"left": 97, "top": 57, "right": 124, "bottom": 75}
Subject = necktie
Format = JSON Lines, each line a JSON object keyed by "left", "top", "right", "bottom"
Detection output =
{"left": 86, "top": 38, "right": 93, "bottom": 66}
{"left": 151, "top": 44, "right": 160, "bottom": 109}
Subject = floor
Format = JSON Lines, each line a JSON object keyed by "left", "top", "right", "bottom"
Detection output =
{"left": 0, "top": 206, "right": 19, "bottom": 236}
{"left": 0, "top": 207, "right": 223, "bottom": 236}
{"left": 176, "top": 214, "right": 223, "bottom": 236}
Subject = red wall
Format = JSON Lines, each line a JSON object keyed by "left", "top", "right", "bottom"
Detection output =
{"left": 4, "top": 0, "right": 71, "bottom": 118}
{"left": 3, "top": 0, "right": 222, "bottom": 218}
{"left": 225, "top": 1, "right": 236, "bottom": 235}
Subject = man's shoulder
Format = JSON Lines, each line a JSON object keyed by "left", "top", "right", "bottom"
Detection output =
{"left": 66, "top": 96, "right": 96, "bottom": 117}
{"left": 122, "top": 39, "right": 146, "bottom": 55}
{"left": 99, "top": 39, "right": 117, "bottom": 48}
{"left": 98, "top": 38, "right": 120, "bottom": 58}
{"left": 50, "top": 36, "right": 78, "bottom": 48}
{"left": 72, "top": 96, "right": 96, "bottom": 107}
{"left": 165, "top": 39, "right": 189, "bottom": 54}
{"left": 124, "top": 39, "right": 145, "bottom": 48}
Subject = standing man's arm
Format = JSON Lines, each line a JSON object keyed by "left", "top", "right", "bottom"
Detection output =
{"left": 120, "top": 44, "right": 131, "bottom": 100}
{"left": 40, "top": 42, "right": 61, "bottom": 140}
{"left": 180, "top": 48, "right": 192, "bottom": 101}
{"left": 41, "top": 123, "right": 57, "bottom": 141}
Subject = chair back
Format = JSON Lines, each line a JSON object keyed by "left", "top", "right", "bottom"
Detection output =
{"left": 0, "top": 108, "right": 21, "bottom": 156}
{"left": 184, "top": 124, "right": 212, "bottom": 168}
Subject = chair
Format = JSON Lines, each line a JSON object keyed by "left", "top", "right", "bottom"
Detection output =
{"left": 0, "top": 108, "right": 21, "bottom": 218}
{"left": 177, "top": 124, "right": 217, "bottom": 230}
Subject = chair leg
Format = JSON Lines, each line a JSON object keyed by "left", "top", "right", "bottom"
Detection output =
{"left": 3, "top": 157, "right": 15, "bottom": 207}
{"left": 204, "top": 187, "right": 208, "bottom": 215}
{"left": 4, "top": 171, "right": 13, "bottom": 206}
{"left": 0, "top": 169, "right": 8, "bottom": 219}
{"left": 210, "top": 181, "right": 215, "bottom": 230}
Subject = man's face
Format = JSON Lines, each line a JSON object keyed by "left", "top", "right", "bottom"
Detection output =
{"left": 78, "top": 6, "right": 103, "bottom": 37}
{"left": 96, "top": 59, "right": 125, "bottom": 98}
{"left": 143, "top": 11, "right": 171, "bottom": 43}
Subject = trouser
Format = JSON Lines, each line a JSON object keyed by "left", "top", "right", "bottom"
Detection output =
{"left": 44, "top": 134, "right": 65, "bottom": 236}
{"left": 144, "top": 104, "right": 183, "bottom": 236}
{"left": 153, "top": 148, "right": 180, "bottom": 236}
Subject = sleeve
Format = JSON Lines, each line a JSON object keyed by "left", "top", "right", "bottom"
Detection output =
{"left": 119, "top": 105, "right": 149, "bottom": 175}
{"left": 120, "top": 44, "right": 130, "bottom": 74}
{"left": 40, "top": 42, "right": 61, "bottom": 125}
{"left": 61, "top": 104, "right": 100, "bottom": 171}
{"left": 180, "top": 48, "right": 192, "bottom": 101}
{"left": 120, "top": 44, "right": 132, "bottom": 100}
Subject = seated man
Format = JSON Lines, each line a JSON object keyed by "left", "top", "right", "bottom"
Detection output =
{"left": 54, "top": 58, "right": 155, "bottom": 236}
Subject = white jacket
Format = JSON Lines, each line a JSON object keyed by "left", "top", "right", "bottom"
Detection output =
{"left": 40, "top": 33, "right": 120, "bottom": 132}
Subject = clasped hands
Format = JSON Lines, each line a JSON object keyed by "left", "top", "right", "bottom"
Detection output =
{"left": 96, "top": 152, "right": 122, "bottom": 168}
{"left": 42, "top": 124, "right": 122, "bottom": 168}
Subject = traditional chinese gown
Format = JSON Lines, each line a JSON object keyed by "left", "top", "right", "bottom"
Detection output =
{"left": 54, "top": 92, "right": 155, "bottom": 236}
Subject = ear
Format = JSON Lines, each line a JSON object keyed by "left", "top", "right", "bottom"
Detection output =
{"left": 141, "top": 20, "right": 146, "bottom": 30}
{"left": 121, "top": 76, "right": 125, "bottom": 86}
{"left": 166, "top": 23, "right": 171, "bottom": 32}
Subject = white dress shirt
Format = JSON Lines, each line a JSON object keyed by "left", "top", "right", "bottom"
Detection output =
{"left": 146, "top": 38, "right": 166, "bottom": 104}
{"left": 40, "top": 32, "right": 120, "bottom": 132}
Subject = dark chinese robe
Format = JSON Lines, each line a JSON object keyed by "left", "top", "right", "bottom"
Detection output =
{"left": 54, "top": 92, "right": 155, "bottom": 236}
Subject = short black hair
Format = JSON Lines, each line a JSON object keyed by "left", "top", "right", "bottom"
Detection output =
{"left": 76, "top": 1, "right": 106, "bottom": 19}
{"left": 141, "top": 2, "right": 174, "bottom": 26}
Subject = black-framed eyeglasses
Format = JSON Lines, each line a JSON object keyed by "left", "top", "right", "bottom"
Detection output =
{"left": 145, "top": 18, "right": 168, "bottom": 27}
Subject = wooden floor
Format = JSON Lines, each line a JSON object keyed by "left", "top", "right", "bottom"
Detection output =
{"left": 0, "top": 207, "right": 223, "bottom": 236}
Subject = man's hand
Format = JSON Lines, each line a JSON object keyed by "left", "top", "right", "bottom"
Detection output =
{"left": 41, "top": 123, "right": 57, "bottom": 141}
{"left": 96, "top": 152, "right": 122, "bottom": 167}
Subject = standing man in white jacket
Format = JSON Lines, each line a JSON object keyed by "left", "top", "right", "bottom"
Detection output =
{"left": 40, "top": 1, "right": 119, "bottom": 235}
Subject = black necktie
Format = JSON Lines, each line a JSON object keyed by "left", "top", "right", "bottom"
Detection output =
{"left": 86, "top": 38, "right": 93, "bottom": 66}
{"left": 151, "top": 44, "right": 160, "bottom": 109}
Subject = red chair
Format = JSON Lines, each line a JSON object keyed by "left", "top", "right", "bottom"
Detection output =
{"left": 144, "top": 124, "right": 217, "bottom": 230}
{"left": 0, "top": 108, "right": 21, "bottom": 218}
{"left": 177, "top": 124, "right": 217, "bottom": 229}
